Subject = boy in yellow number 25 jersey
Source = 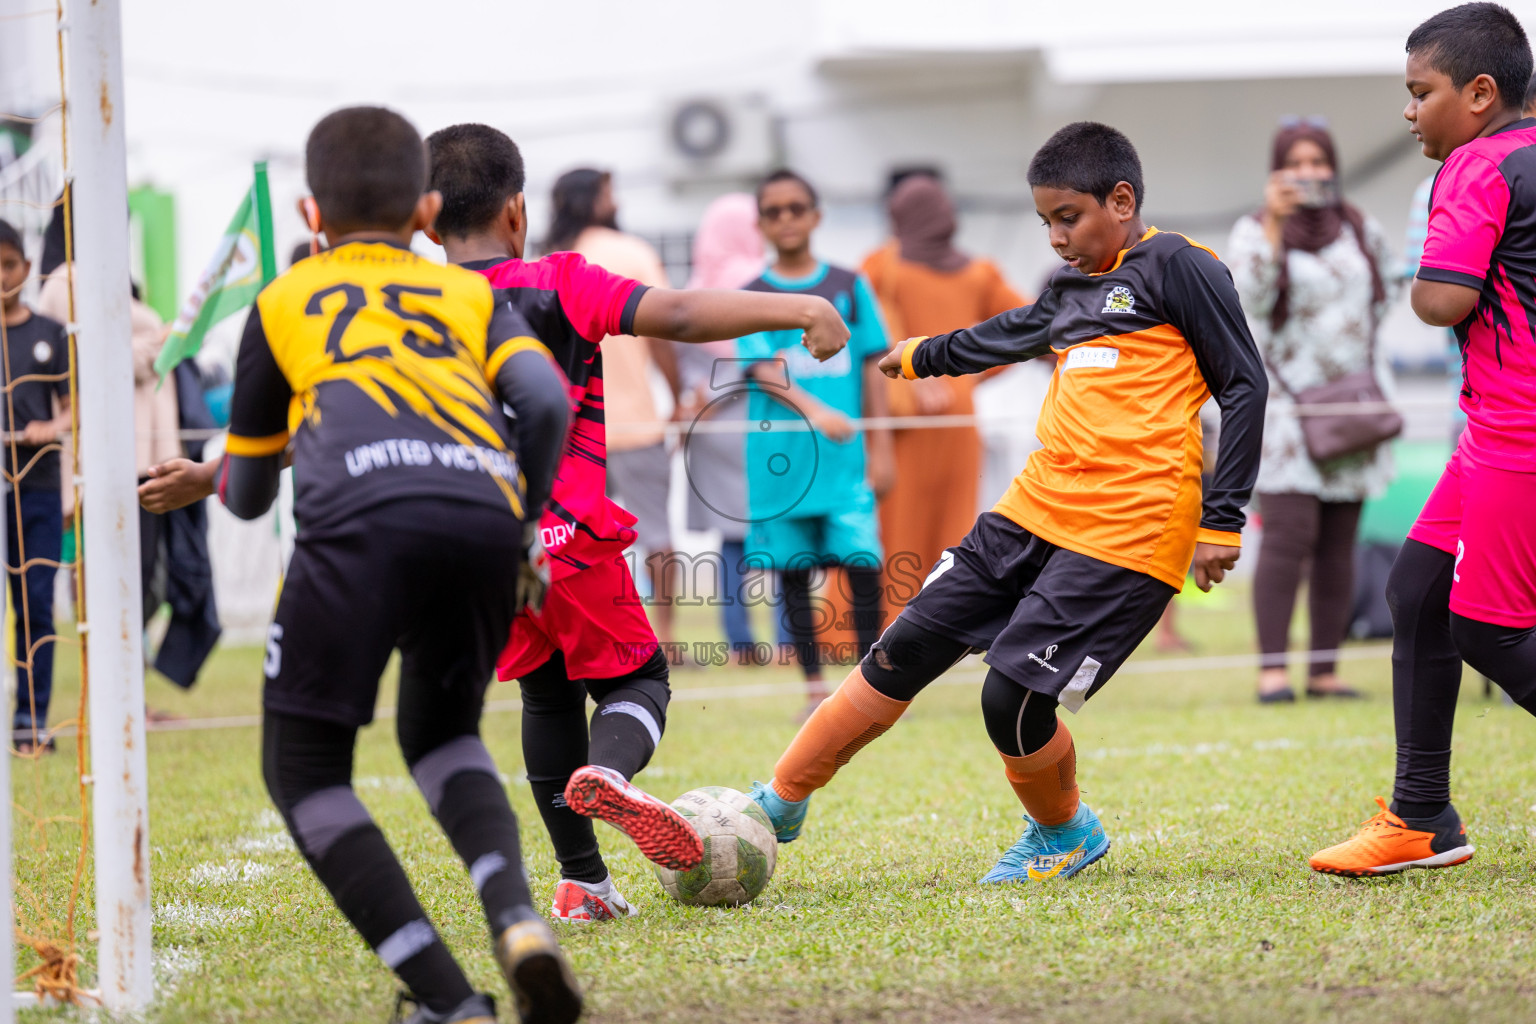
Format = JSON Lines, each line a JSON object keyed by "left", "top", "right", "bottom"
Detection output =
{"left": 748, "top": 122, "right": 1269, "bottom": 886}
{"left": 221, "top": 107, "right": 581, "bottom": 1024}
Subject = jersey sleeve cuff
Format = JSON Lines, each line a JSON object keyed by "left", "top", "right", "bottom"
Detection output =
{"left": 900, "top": 336, "right": 927, "bottom": 380}
{"left": 1416, "top": 265, "right": 1485, "bottom": 289}
{"left": 224, "top": 431, "right": 290, "bottom": 457}
{"left": 618, "top": 284, "right": 650, "bottom": 337}
{"left": 1196, "top": 527, "right": 1242, "bottom": 547}
{"left": 485, "top": 336, "right": 554, "bottom": 387}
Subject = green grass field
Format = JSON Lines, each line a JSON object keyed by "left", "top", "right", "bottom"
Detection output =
{"left": 12, "top": 586, "right": 1536, "bottom": 1023}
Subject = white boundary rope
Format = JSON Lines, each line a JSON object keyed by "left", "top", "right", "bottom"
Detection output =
{"left": 69, "top": 642, "right": 1398, "bottom": 736}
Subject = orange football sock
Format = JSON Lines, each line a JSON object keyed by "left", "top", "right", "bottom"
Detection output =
{"left": 770, "top": 667, "right": 910, "bottom": 802}
{"left": 997, "top": 719, "right": 1079, "bottom": 826}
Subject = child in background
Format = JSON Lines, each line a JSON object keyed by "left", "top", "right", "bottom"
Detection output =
{"left": 0, "top": 219, "right": 71, "bottom": 754}
{"left": 673, "top": 194, "right": 767, "bottom": 661}
{"left": 738, "top": 170, "right": 895, "bottom": 717}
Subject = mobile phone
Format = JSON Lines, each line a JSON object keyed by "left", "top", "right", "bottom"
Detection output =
{"left": 1293, "top": 177, "right": 1338, "bottom": 209}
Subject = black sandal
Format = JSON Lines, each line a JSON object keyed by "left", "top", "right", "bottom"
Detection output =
{"left": 1305, "top": 685, "right": 1363, "bottom": 699}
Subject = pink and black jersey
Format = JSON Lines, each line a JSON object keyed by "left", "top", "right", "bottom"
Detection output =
{"left": 1418, "top": 117, "right": 1536, "bottom": 472}
{"left": 462, "top": 252, "right": 651, "bottom": 579}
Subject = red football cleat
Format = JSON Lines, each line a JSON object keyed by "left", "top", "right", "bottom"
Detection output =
{"left": 563, "top": 765, "right": 704, "bottom": 870}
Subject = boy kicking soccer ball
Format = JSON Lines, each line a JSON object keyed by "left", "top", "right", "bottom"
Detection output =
{"left": 1311, "top": 2, "right": 1536, "bottom": 877}
{"left": 214, "top": 107, "right": 577, "bottom": 1023}
{"left": 749, "top": 122, "right": 1268, "bottom": 883}
{"left": 424, "top": 124, "right": 850, "bottom": 922}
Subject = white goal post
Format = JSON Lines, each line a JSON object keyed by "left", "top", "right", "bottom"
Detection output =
{"left": 8, "top": 0, "right": 153, "bottom": 1014}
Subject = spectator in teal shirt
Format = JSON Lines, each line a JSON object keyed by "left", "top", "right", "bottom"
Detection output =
{"left": 737, "top": 169, "right": 894, "bottom": 716}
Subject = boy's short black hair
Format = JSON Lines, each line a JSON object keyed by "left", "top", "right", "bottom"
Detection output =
{"left": 756, "top": 169, "right": 819, "bottom": 210}
{"left": 0, "top": 218, "right": 23, "bottom": 257}
{"left": 1027, "top": 122, "right": 1145, "bottom": 212}
{"left": 426, "top": 124, "right": 527, "bottom": 239}
{"left": 1407, "top": 3, "right": 1532, "bottom": 112}
{"left": 305, "top": 106, "right": 426, "bottom": 234}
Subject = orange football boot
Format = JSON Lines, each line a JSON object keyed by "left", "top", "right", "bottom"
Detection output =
{"left": 1310, "top": 796, "right": 1474, "bottom": 877}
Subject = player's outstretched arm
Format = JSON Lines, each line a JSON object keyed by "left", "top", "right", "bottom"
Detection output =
{"left": 1163, "top": 245, "right": 1268, "bottom": 590}
{"left": 632, "top": 289, "right": 850, "bottom": 361}
{"left": 880, "top": 291, "right": 1058, "bottom": 381}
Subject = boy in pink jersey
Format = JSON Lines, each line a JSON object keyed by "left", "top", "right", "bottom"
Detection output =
{"left": 425, "top": 124, "right": 849, "bottom": 922}
{"left": 1312, "top": 2, "right": 1536, "bottom": 878}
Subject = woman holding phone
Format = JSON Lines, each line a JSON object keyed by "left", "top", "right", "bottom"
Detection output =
{"left": 1228, "top": 120, "right": 1399, "bottom": 704}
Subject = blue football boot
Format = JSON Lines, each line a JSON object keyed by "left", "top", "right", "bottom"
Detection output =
{"left": 979, "top": 803, "right": 1110, "bottom": 883}
{"left": 748, "top": 779, "right": 811, "bottom": 843}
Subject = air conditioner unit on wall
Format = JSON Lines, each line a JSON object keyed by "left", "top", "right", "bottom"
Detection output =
{"left": 662, "top": 95, "right": 776, "bottom": 184}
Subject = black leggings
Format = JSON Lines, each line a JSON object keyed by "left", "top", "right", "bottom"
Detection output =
{"left": 862, "top": 615, "right": 1059, "bottom": 756}
{"left": 518, "top": 649, "right": 671, "bottom": 882}
{"left": 781, "top": 565, "right": 884, "bottom": 678}
{"left": 1389, "top": 540, "right": 1536, "bottom": 816}
{"left": 1253, "top": 493, "right": 1363, "bottom": 676}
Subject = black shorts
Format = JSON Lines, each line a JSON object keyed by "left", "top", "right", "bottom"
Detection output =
{"left": 901, "top": 512, "right": 1175, "bottom": 711}
{"left": 263, "top": 498, "right": 522, "bottom": 728}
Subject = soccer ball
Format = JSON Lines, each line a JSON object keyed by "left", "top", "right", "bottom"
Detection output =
{"left": 653, "top": 786, "right": 777, "bottom": 907}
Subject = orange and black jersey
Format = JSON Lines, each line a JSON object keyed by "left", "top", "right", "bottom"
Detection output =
{"left": 223, "top": 240, "right": 569, "bottom": 532}
{"left": 899, "top": 228, "right": 1266, "bottom": 590}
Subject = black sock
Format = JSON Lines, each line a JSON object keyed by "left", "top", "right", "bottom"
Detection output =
{"left": 263, "top": 712, "right": 473, "bottom": 1014}
{"left": 434, "top": 770, "right": 535, "bottom": 936}
{"left": 1387, "top": 541, "right": 1463, "bottom": 813}
{"left": 407, "top": 733, "right": 537, "bottom": 938}
{"left": 845, "top": 564, "right": 885, "bottom": 658}
{"left": 318, "top": 827, "right": 475, "bottom": 1013}
{"left": 518, "top": 654, "right": 606, "bottom": 883}
{"left": 1392, "top": 800, "right": 1452, "bottom": 821}
{"left": 586, "top": 650, "right": 670, "bottom": 780}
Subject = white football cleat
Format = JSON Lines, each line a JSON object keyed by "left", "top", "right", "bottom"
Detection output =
{"left": 549, "top": 874, "right": 639, "bottom": 924}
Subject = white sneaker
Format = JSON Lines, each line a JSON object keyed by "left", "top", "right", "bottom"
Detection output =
{"left": 549, "top": 874, "right": 638, "bottom": 924}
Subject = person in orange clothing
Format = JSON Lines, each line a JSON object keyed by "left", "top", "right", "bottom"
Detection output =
{"left": 748, "top": 122, "right": 1267, "bottom": 885}
{"left": 862, "top": 173, "right": 1027, "bottom": 611}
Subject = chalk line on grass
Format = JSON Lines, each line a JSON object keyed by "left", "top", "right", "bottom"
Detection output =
{"left": 154, "top": 901, "right": 252, "bottom": 929}
{"left": 188, "top": 860, "right": 274, "bottom": 886}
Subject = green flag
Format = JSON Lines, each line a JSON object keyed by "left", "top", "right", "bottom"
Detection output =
{"left": 155, "top": 161, "right": 276, "bottom": 377}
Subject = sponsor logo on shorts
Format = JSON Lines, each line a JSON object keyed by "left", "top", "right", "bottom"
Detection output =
{"left": 1028, "top": 643, "right": 1061, "bottom": 673}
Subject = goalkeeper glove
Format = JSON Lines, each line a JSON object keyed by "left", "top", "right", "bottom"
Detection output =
{"left": 517, "top": 523, "right": 551, "bottom": 615}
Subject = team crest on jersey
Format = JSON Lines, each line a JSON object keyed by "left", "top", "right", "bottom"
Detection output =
{"left": 1102, "top": 286, "right": 1136, "bottom": 314}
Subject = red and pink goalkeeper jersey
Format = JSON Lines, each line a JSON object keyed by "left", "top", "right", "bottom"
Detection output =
{"left": 463, "top": 252, "right": 651, "bottom": 580}
{"left": 1418, "top": 118, "right": 1536, "bottom": 472}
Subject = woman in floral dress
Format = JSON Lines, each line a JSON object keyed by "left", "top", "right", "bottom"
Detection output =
{"left": 1228, "top": 122, "right": 1398, "bottom": 703}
